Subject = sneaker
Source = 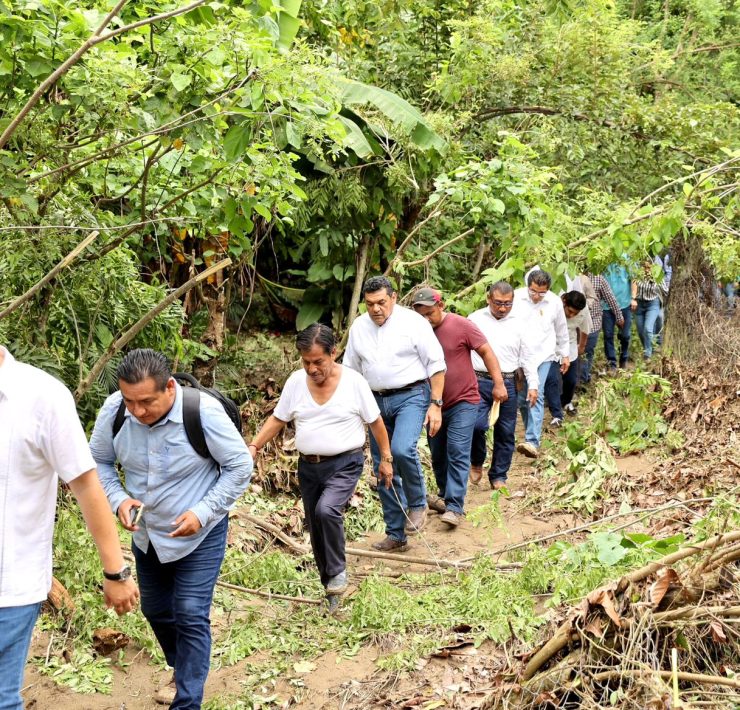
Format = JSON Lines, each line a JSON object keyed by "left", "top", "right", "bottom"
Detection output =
{"left": 154, "top": 673, "right": 176, "bottom": 705}
{"left": 371, "top": 536, "right": 409, "bottom": 552}
{"left": 404, "top": 507, "right": 427, "bottom": 535}
{"left": 564, "top": 403, "right": 576, "bottom": 415}
{"left": 517, "top": 442, "right": 539, "bottom": 459}
{"left": 325, "top": 571, "right": 347, "bottom": 595}
{"left": 469, "top": 464, "right": 483, "bottom": 484}
{"left": 550, "top": 417, "right": 563, "bottom": 427}
{"left": 427, "top": 494, "right": 446, "bottom": 514}
{"left": 440, "top": 510, "right": 463, "bottom": 527}
{"left": 490, "top": 478, "right": 507, "bottom": 490}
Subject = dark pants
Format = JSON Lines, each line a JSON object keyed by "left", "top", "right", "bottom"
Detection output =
{"left": 603, "top": 307, "right": 632, "bottom": 367}
{"left": 132, "top": 515, "right": 227, "bottom": 710}
{"left": 561, "top": 356, "right": 579, "bottom": 407}
{"left": 581, "top": 331, "right": 600, "bottom": 383}
{"left": 297, "top": 449, "right": 363, "bottom": 586}
{"left": 544, "top": 361, "right": 563, "bottom": 419}
{"left": 427, "top": 400, "right": 478, "bottom": 513}
{"left": 470, "top": 377, "right": 517, "bottom": 483}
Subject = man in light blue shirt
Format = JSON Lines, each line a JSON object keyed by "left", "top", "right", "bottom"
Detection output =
{"left": 602, "top": 263, "right": 633, "bottom": 369}
{"left": 90, "top": 349, "right": 252, "bottom": 709}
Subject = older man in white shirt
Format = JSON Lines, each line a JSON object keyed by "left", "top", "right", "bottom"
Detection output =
{"left": 468, "top": 281, "right": 539, "bottom": 488}
{"left": 511, "top": 269, "right": 570, "bottom": 458}
{"left": 0, "top": 346, "right": 138, "bottom": 710}
{"left": 344, "top": 276, "right": 446, "bottom": 551}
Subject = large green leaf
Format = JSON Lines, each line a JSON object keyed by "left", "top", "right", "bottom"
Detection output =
{"left": 296, "top": 300, "right": 324, "bottom": 331}
{"left": 277, "top": 0, "right": 302, "bottom": 51}
{"left": 337, "top": 115, "right": 375, "bottom": 158}
{"left": 336, "top": 78, "right": 446, "bottom": 154}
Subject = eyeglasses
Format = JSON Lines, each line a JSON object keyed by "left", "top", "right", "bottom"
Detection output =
{"left": 492, "top": 300, "right": 513, "bottom": 308}
{"left": 527, "top": 287, "right": 548, "bottom": 297}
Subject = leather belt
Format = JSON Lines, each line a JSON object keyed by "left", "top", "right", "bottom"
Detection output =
{"left": 476, "top": 371, "right": 516, "bottom": 380}
{"left": 372, "top": 379, "right": 426, "bottom": 396}
{"left": 299, "top": 448, "right": 363, "bottom": 464}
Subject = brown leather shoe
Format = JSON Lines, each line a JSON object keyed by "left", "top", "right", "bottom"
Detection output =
{"left": 469, "top": 465, "right": 483, "bottom": 484}
{"left": 154, "top": 673, "right": 176, "bottom": 705}
{"left": 426, "top": 494, "right": 446, "bottom": 514}
{"left": 491, "top": 479, "right": 507, "bottom": 490}
{"left": 440, "top": 510, "right": 463, "bottom": 527}
{"left": 405, "top": 507, "right": 427, "bottom": 535}
{"left": 371, "top": 536, "right": 409, "bottom": 552}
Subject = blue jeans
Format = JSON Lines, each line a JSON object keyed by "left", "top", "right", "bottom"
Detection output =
{"left": 369, "top": 382, "right": 430, "bottom": 542}
{"left": 544, "top": 360, "right": 563, "bottom": 418}
{"left": 471, "top": 377, "right": 517, "bottom": 483}
{"left": 518, "top": 360, "right": 552, "bottom": 449}
{"left": 0, "top": 602, "right": 42, "bottom": 710}
{"left": 603, "top": 307, "right": 632, "bottom": 367}
{"left": 580, "top": 331, "right": 600, "bottom": 383}
{"left": 133, "top": 515, "right": 228, "bottom": 710}
{"left": 427, "top": 400, "right": 478, "bottom": 514}
{"left": 635, "top": 298, "right": 661, "bottom": 358}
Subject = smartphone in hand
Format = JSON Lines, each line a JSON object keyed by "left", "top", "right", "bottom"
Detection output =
{"left": 130, "top": 504, "right": 145, "bottom": 526}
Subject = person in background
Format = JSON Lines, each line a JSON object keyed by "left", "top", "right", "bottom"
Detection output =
{"left": 561, "top": 291, "right": 592, "bottom": 413}
{"left": 0, "top": 345, "right": 139, "bottom": 710}
{"left": 602, "top": 262, "right": 633, "bottom": 369}
{"left": 468, "top": 282, "right": 538, "bottom": 489}
{"left": 343, "top": 276, "right": 446, "bottom": 550}
{"left": 631, "top": 261, "right": 667, "bottom": 360}
{"left": 581, "top": 273, "right": 623, "bottom": 383}
{"left": 411, "top": 287, "right": 505, "bottom": 525}
{"left": 249, "top": 324, "right": 392, "bottom": 597}
{"left": 90, "top": 349, "right": 252, "bottom": 709}
{"left": 653, "top": 253, "right": 672, "bottom": 346}
{"left": 512, "top": 269, "right": 570, "bottom": 458}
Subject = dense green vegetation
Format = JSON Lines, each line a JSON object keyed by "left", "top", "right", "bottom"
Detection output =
{"left": 0, "top": 0, "right": 737, "bottom": 412}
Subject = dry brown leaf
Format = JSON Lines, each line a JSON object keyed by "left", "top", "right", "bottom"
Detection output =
{"left": 586, "top": 586, "right": 622, "bottom": 628}
{"left": 709, "top": 620, "right": 728, "bottom": 643}
{"left": 649, "top": 568, "right": 681, "bottom": 609}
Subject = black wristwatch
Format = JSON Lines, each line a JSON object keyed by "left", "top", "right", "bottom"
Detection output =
{"left": 430, "top": 398, "right": 443, "bottom": 406}
{"left": 104, "top": 565, "right": 132, "bottom": 582}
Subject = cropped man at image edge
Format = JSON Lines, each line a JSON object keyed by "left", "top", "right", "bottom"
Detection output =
{"left": 89, "top": 349, "right": 252, "bottom": 709}
{"left": 343, "top": 276, "right": 446, "bottom": 551}
{"left": 0, "top": 345, "right": 139, "bottom": 710}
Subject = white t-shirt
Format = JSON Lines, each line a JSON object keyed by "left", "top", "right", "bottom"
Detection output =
{"left": 273, "top": 365, "right": 380, "bottom": 456}
{"left": 566, "top": 308, "right": 594, "bottom": 360}
{"left": 0, "top": 347, "right": 95, "bottom": 606}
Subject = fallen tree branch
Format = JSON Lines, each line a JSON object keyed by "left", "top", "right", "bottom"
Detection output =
{"left": 397, "top": 227, "right": 475, "bottom": 269}
{"left": 653, "top": 605, "right": 740, "bottom": 623}
{"left": 590, "top": 669, "right": 740, "bottom": 690}
{"left": 0, "top": 230, "right": 100, "bottom": 320}
{"left": 74, "top": 258, "right": 231, "bottom": 401}
{"left": 216, "top": 580, "right": 323, "bottom": 605}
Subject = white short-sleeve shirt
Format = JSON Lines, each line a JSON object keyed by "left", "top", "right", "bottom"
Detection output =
{"left": 0, "top": 347, "right": 95, "bottom": 607}
{"left": 273, "top": 365, "right": 380, "bottom": 456}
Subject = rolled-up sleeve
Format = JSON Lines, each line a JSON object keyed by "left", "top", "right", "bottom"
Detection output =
{"left": 89, "top": 393, "right": 130, "bottom": 514}
{"left": 189, "top": 401, "right": 253, "bottom": 527}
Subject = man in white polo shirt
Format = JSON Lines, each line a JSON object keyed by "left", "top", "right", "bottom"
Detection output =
{"left": 344, "top": 276, "right": 446, "bottom": 551}
{"left": 468, "top": 281, "right": 539, "bottom": 488}
{"left": 0, "top": 346, "right": 139, "bottom": 710}
{"left": 511, "top": 269, "right": 570, "bottom": 458}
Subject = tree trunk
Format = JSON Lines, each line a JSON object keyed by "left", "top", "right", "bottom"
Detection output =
{"left": 193, "top": 270, "right": 227, "bottom": 386}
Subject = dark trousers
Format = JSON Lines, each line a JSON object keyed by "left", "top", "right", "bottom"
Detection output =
{"left": 561, "top": 356, "right": 579, "bottom": 406}
{"left": 544, "top": 361, "right": 563, "bottom": 419}
{"left": 470, "top": 377, "right": 517, "bottom": 483}
{"left": 298, "top": 449, "right": 363, "bottom": 587}
{"left": 132, "top": 515, "right": 227, "bottom": 710}
{"left": 603, "top": 307, "right": 632, "bottom": 367}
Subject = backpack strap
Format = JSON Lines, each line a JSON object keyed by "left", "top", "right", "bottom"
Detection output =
{"left": 112, "top": 399, "right": 127, "bottom": 438}
{"left": 181, "top": 386, "right": 210, "bottom": 460}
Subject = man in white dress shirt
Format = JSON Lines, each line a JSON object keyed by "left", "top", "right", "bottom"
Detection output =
{"left": 468, "top": 282, "right": 539, "bottom": 488}
{"left": 512, "top": 269, "right": 570, "bottom": 458}
{"left": 0, "top": 346, "right": 139, "bottom": 710}
{"left": 344, "top": 276, "right": 446, "bottom": 551}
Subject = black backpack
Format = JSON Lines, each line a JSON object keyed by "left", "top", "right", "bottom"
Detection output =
{"left": 112, "top": 372, "right": 243, "bottom": 461}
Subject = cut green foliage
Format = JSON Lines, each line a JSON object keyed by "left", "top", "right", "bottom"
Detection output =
{"left": 35, "top": 651, "right": 113, "bottom": 695}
